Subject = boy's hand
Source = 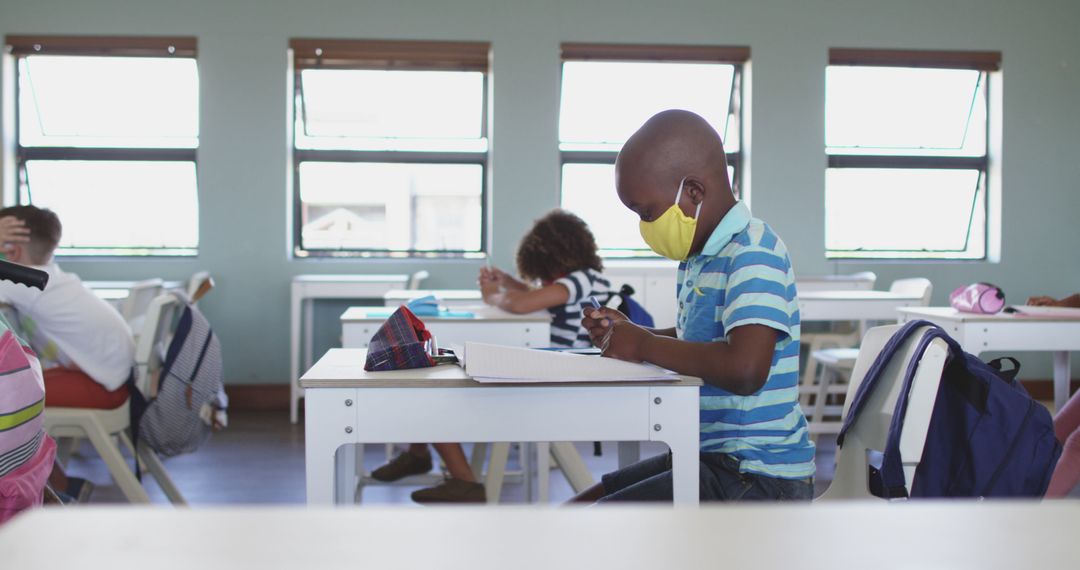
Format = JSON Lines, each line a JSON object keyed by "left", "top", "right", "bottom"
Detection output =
{"left": 582, "top": 306, "right": 629, "bottom": 347}
{"left": 599, "top": 320, "right": 653, "bottom": 363}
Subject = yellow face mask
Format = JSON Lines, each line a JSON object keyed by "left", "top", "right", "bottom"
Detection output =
{"left": 638, "top": 178, "right": 701, "bottom": 261}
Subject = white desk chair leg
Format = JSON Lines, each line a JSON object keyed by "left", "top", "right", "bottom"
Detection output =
{"left": 484, "top": 443, "right": 511, "bottom": 504}
{"left": 116, "top": 431, "right": 148, "bottom": 473}
{"left": 136, "top": 443, "right": 187, "bottom": 505}
{"left": 535, "top": 442, "right": 551, "bottom": 503}
{"left": 81, "top": 416, "right": 151, "bottom": 503}
{"left": 551, "top": 442, "right": 595, "bottom": 493}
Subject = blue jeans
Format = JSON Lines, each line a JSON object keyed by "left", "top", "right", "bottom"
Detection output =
{"left": 599, "top": 452, "right": 814, "bottom": 502}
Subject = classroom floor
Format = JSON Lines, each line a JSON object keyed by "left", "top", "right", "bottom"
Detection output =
{"left": 59, "top": 410, "right": 841, "bottom": 505}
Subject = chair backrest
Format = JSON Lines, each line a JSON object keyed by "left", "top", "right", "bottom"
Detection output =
{"left": 817, "top": 324, "right": 948, "bottom": 500}
{"left": 407, "top": 270, "right": 430, "bottom": 290}
{"left": 889, "top": 278, "right": 933, "bottom": 305}
{"left": 119, "top": 278, "right": 165, "bottom": 325}
{"left": 796, "top": 271, "right": 877, "bottom": 292}
{"left": 186, "top": 271, "right": 214, "bottom": 304}
{"left": 133, "top": 294, "right": 182, "bottom": 398}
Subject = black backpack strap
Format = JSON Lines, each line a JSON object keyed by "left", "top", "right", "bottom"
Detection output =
{"left": 988, "top": 357, "right": 1021, "bottom": 383}
{"left": 125, "top": 368, "right": 146, "bottom": 481}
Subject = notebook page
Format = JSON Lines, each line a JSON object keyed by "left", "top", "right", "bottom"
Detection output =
{"left": 464, "top": 342, "right": 674, "bottom": 382}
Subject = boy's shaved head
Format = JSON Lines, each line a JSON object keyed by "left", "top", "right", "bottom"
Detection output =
{"left": 616, "top": 109, "right": 729, "bottom": 189}
{"left": 614, "top": 110, "right": 735, "bottom": 257}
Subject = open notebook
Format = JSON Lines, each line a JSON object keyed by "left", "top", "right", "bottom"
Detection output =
{"left": 462, "top": 342, "right": 677, "bottom": 383}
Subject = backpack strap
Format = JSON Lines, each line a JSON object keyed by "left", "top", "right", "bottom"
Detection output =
{"left": 836, "top": 321, "right": 964, "bottom": 498}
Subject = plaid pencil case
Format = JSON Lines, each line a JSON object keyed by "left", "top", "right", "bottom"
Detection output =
{"left": 363, "top": 306, "right": 436, "bottom": 371}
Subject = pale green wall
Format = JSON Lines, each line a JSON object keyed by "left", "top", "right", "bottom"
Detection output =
{"left": 1, "top": 0, "right": 1077, "bottom": 383}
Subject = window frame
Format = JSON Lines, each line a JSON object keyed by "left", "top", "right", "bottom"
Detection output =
{"left": 6, "top": 35, "right": 199, "bottom": 257}
{"left": 825, "top": 48, "right": 1001, "bottom": 261}
{"left": 558, "top": 43, "right": 748, "bottom": 258}
{"left": 289, "top": 38, "right": 491, "bottom": 259}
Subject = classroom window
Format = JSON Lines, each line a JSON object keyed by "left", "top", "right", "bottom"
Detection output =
{"left": 290, "top": 39, "right": 490, "bottom": 257}
{"left": 6, "top": 36, "right": 199, "bottom": 256}
{"left": 825, "top": 49, "right": 1001, "bottom": 260}
{"left": 558, "top": 43, "right": 747, "bottom": 258}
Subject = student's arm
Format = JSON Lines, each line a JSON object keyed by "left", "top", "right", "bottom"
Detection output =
{"left": 1028, "top": 294, "right": 1080, "bottom": 308}
{"left": 598, "top": 321, "right": 777, "bottom": 396}
{"left": 583, "top": 307, "right": 676, "bottom": 339}
{"left": 483, "top": 281, "right": 571, "bottom": 314}
{"left": 492, "top": 267, "right": 530, "bottom": 292}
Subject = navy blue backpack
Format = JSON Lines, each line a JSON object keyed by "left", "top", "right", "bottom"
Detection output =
{"left": 838, "top": 320, "right": 1061, "bottom": 498}
{"left": 613, "top": 284, "right": 654, "bottom": 328}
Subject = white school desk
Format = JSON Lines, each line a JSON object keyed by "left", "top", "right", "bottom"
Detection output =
{"left": 796, "top": 273, "right": 877, "bottom": 293}
{"left": 898, "top": 306, "right": 1080, "bottom": 411}
{"left": 382, "top": 288, "right": 483, "bottom": 307}
{"left": 301, "top": 348, "right": 702, "bottom": 505}
{"left": 290, "top": 274, "right": 410, "bottom": 424}
{"left": 341, "top": 305, "right": 550, "bottom": 349}
{"left": 799, "top": 290, "right": 924, "bottom": 322}
{"left": 5, "top": 503, "right": 1077, "bottom": 570}
{"left": 84, "top": 280, "right": 184, "bottom": 302}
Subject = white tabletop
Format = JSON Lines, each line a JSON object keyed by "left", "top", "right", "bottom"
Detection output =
{"left": 899, "top": 305, "right": 1080, "bottom": 323}
{"left": 800, "top": 290, "right": 922, "bottom": 301}
{"left": 383, "top": 289, "right": 483, "bottom": 301}
{"left": 341, "top": 305, "right": 551, "bottom": 323}
{"left": 2, "top": 503, "right": 1075, "bottom": 570}
{"left": 301, "top": 348, "right": 701, "bottom": 389}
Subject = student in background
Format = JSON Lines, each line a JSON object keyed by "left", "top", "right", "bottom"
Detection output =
{"left": 1027, "top": 293, "right": 1080, "bottom": 308}
{"left": 368, "top": 210, "right": 611, "bottom": 503}
{"left": 1028, "top": 291, "right": 1080, "bottom": 496}
{"left": 575, "top": 109, "right": 815, "bottom": 502}
{"left": 0, "top": 206, "right": 136, "bottom": 502}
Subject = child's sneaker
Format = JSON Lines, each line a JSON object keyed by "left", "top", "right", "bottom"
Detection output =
{"left": 411, "top": 478, "right": 486, "bottom": 504}
{"left": 370, "top": 452, "right": 433, "bottom": 482}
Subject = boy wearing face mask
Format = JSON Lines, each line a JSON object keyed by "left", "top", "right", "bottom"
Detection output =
{"left": 574, "top": 110, "right": 814, "bottom": 503}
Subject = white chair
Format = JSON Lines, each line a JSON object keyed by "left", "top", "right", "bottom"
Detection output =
{"left": 186, "top": 271, "right": 214, "bottom": 304}
{"left": 797, "top": 272, "right": 879, "bottom": 389}
{"left": 817, "top": 324, "right": 948, "bottom": 500}
{"left": 43, "top": 294, "right": 186, "bottom": 504}
{"left": 802, "top": 278, "right": 935, "bottom": 436}
{"left": 407, "top": 270, "right": 430, "bottom": 290}
{"left": 120, "top": 278, "right": 164, "bottom": 335}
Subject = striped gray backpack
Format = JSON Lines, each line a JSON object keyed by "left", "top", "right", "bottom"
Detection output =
{"left": 132, "top": 295, "right": 227, "bottom": 458}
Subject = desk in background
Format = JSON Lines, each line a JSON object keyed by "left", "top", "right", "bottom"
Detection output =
{"left": 290, "top": 274, "right": 410, "bottom": 424}
{"left": 899, "top": 306, "right": 1080, "bottom": 411}
{"left": 799, "top": 290, "right": 924, "bottom": 323}
{"left": 341, "top": 305, "right": 550, "bottom": 349}
{"left": 382, "top": 289, "right": 482, "bottom": 307}
{"left": 85, "top": 280, "right": 184, "bottom": 303}
{"left": 302, "top": 348, "right": 702, "bottom": 505}
{"left": 4, "top": 502, "right": 1075, "bottom": 569}
{"left": 795, "top": 272, "right": 877, "bottom": 293}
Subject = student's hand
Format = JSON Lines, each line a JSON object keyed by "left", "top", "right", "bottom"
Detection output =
{"left": 582, "top": 307, "right": 628, "bottom": 347}
{"left": 479, "top": 270, "right": 500, "bottom": 303}
{"left": 1027, "top": 295, "right": 1059, "bottom": 307}
{"left": 0, "top": 216, "right": 29, "bottom": 252}
{"left": 598, "top": 320, "right": 653, "bottom": 363}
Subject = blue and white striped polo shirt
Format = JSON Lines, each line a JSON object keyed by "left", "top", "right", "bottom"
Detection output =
{"left": 676, "top": 201, "right": 815, "bottom": 480}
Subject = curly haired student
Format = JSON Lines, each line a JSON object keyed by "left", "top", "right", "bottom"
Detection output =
{"left": 368, "top": 210, "right": 612, "bottom": 503}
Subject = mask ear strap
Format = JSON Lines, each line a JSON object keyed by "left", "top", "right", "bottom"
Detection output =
{"left": 676, "top": 177, "right": 702, "bottom": 220}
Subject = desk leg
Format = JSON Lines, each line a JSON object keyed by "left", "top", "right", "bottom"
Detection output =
{"left": 651, "top": 387, "right": 700, "bottom": 506}
{"left": 535, "top": 442, "right": 551, "bottom": 503}
{"left": 303, "top": 298, "right": 314, "bottom": 381}
{"left": 1054, "top": 351, "right": 1072, "bottom": 412}
{"left": 305, "top": 409, "right": 339, "bottom": 506}
{"left": 617, "top": 441, "right": 641, "bottom": 469}
{"left": 551, "top": 442, "right": 595, "bottom": 494}
{"left": 290, "top": 286, "right": 302, "bottom": 424}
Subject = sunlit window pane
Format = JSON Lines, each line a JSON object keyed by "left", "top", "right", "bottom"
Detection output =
{"left": 825, "top": 168, "right": 984, "bottom": 259}
{"left": 299, "top": 162, "right": 482, "bottom": 252}
{"left": 18, "top": 56, "right": 198, "bottom": 148}
{"left": 826, "top": 67, "right": 985, "bottom": 156}
{"left": 24, "top": 161, "right": 198, "bottom": 254}
{"left": 559, "top": 62, "right": 735, "bottom": 150}
{"left": 298, "top": 69, "right": 486, "bottom": 152}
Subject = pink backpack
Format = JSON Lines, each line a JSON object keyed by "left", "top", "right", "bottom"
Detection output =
{"left": 949, "top": 282, "right": 1006, "bottom": 314}
{"left": 0, "top": 317, "right": 55, "bottom": 524}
